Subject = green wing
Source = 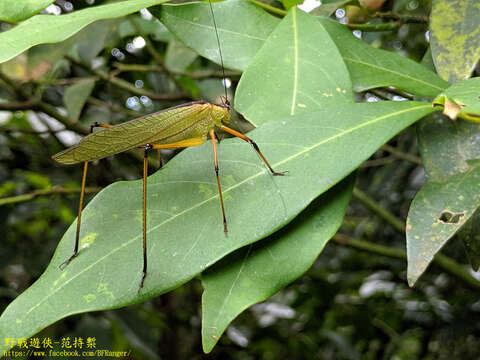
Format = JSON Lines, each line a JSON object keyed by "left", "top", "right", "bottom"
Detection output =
{"left": 53, "top": 102, "right": 211, "bottom": 165}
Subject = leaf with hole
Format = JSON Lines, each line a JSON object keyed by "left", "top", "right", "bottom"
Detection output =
{"left": 406, "top": 163, "right": 480, "bottom": 286}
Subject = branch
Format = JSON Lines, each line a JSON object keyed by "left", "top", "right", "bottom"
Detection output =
{"left": 347, "top": 22, "right": 401, "bottom": 32}
{"left": 352, "top": 187, "right": 405, "bottom": 232}
{"left": 112, "top": 63, "right": 241, "bottom": 79}
{"left": 0, "top": 71, "right": 89, "bottom": 135}
{"left": 374, "top": 11, "right": 428, "bottom": 23}
{"left": 0, "top": 186, "right": 101, "bottom": 206}
{"left": 0, "top": 98, "right": 40, "bottom": 110}
{"left": 333, "top": 234, "right": 480, "bottom": 290}
{"left": 381, "top": 144, "right": 422, "bottom": 165}
{"left": 66, "top": 56, "right": 191, "bottom": 101}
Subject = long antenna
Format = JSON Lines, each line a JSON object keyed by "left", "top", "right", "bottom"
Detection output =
{"left": 208, "top": 0, "right": 229, "bottom": 107}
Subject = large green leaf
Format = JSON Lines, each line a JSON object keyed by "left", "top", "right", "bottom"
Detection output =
{"left": 0, "top": 101, "right": 433, "bottom": 348}
{"left": 433, "top": 77, "right": 480, "bottom": 123}
{"left": 155, "top": 0, "right": 279, "bottom": 71}
{"left": 430, "top": 0, "right": 480, "bottom": 83}
{"left": 406, "top": 163, "right": 480, "bottom": 286}
{"left": 201, "top": 176, "right": 354, "bottom": 353}
{"left": 0, "top": 0, "right": 169, "bottom": 64}
{"left": 0, "top": 0, "right": 53, "bottom": 23}
{"left": 235, "top": 8, "right": 353, "bottom": 125}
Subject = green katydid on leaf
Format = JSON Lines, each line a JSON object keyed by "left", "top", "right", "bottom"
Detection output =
{"left": 52, "top": 98, "right": 286, "bottom": 291}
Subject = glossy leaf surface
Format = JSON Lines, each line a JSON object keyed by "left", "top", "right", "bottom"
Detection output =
{"left": 235, "top": 8, "right": 353, "bottom": 125}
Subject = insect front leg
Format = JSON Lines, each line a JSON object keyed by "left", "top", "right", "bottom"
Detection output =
{"left": 220, "top": 125, "right": 287, "bottom": 176}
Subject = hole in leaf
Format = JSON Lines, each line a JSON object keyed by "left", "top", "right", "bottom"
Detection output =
{"left": 438, "top": 210, "right": 465, "bottom": 224}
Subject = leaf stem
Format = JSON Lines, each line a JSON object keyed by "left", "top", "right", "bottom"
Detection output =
{"left": 248, "top": 0, "right": 287, "bottom": 16}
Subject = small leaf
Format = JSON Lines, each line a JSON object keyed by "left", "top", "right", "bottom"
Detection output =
{"left": 0, "top": 101, "right": 433, "bottom": 346}
{"left": 0, "top": 0, "right": 53, "bottom": 23}
{"left": 0, "top": 0, "right": 170, "bottom": 64}
{"left": 201, "top": 176, "right": 354, "bottom": 353}
{"left": 235, "top": 8, "right": 353, "bottom": 125}
{"left": 63, "top": 79, "right": 96, "bottom": 122}
{"left": 433, "top": 77, "right": 480, "bottom": 123}
{"left": 406, "top": 163, "right": 480, "bottom": 286}
{"left": 165, "top": 40, "right": 198, "bottom": 73}
{"left": 430, "top": 0, "right": 480, "bottom": 83}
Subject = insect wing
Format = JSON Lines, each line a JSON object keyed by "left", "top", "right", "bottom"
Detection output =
{"left": 52, "top": 102, "right": 210, "bottom": 165}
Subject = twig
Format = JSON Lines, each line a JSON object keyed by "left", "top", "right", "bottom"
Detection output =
{"left": 374, "top": 11, "right": 428, "bottom": 23}
{"left": 347, "top": 22, "right": 401, "bottom": 32}
{"left": 381, "top": 144, "right": 422, "bottom": 165}
{"left": 352, "top": 187, "right": 405, "bottom": 232}
{"left": 112, "top": 63, "right": 241, "bottom": 79}
{"left": 0, "top": 125, "right": 66, "bottom": 135}
{"left": 0, "top": 71, "right": 89, "bottom": 135}
{"left": 0, "top": 186, "right": 101, "bottom": 206}
{"left": 0, "top": 98, "right": 40, "bottom": 110}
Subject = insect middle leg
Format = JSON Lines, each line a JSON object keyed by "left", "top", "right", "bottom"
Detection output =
{"left": 138, "top": 137, "right": 207, "bottom": 291}
{"left": 60, "top": 122, "right": 112, "bottom": 269}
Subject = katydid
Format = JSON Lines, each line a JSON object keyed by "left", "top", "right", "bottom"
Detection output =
{"left": 54, "top": 99, "right": 285, "bottom": 290}
{"left": 53, "top": 1, "right": 285, "bottom": 290}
